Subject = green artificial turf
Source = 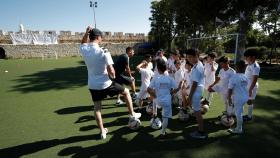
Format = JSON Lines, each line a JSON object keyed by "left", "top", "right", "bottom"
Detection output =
{"left": 0, "top": 57, "right": 279, "bottom": 158}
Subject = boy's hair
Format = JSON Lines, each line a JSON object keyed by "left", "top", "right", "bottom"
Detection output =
{"left": 126, "top": 47, "right": 133, "bottom": 53}
{"left": 235, "top": 60, "right": 246, "bottom": 73}
{"left": 145, "top": 54, "right": 152, "bottom": 60}
{"left": 185, "top": 60, "right": 193, "bottom": 67}
{"left": 174, "top": 59, "right": 181, "bottom": 65}
{"left": 156, "top": 59, "right": 167, "bottom": 72}
{"left": 141, "top": 60, "right": 148, "bottom": 67}
{"left": 218, "top": 56, "right": 230, "bottom": 63}
{"left": 208, "top": 52, "right": 217, "bottom": 59}
{"left": 89, "top": 28, "right": 102, "bottom": 41}
{"left": 186, "top": 49, "right": 199, "bottom": 57}
{"left": 244, "top": 49, "right": 257, "bottom": 57}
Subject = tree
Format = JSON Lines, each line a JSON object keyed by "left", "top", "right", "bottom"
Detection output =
{"left": 149, "top": 0, "right": 176, "bottom": 52}
{"left": 257, "top": 1, "right": 280, "bottom": 64}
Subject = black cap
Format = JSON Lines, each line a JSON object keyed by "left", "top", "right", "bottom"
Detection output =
{"left": 244, "top": 49, "right": 257, "bottom": 57}
{"left": 89, "top": 28, "right": 102, "bottom": 37}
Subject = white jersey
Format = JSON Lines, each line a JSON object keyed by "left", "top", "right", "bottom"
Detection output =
{"left": 167, "top": 57, "right": 174, "bottom": 70}
{"left": 245, "top": 62, "right": 260, "bottom": 88}
{"left": 228, "top": 73, "right": 249, "bottom": 102}
{"left": 180, "top": 59, "right": 186, "bottom": 71}
{"left": 174, "top": 68, "right": 184, "bottom": 87}
{"left": 149, "top": 74, "right": 177, "bottom": 103}
{"left": 147, "top": 62, "right": 153, "bottom": 70}
{"left": 183, "top": 70, "right": 191, "bottom": 94}
{"left": 80, "top": 43, "right": 113, "bottom": 90}
{"left": 217, "top": 67, "right": 236, "bottom": 93}
{"left": 139, "top": 68, "right": 154, "bottom": 88}
{"left": 204, "top": 62, "right": 218, "bottom": 88}
{"left": 190, "top": 61, "right": 205, "bottom": 88}
{"left": 154, "top": 56, "right": 168, "bottom": 76}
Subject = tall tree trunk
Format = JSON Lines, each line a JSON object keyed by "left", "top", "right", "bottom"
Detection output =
{"left": 237, "top": 15, "right": 250, "bottom": 62}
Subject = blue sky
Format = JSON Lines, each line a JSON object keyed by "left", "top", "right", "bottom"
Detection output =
{"left": 0, "top": 0, "right": 152, "bottom": 34}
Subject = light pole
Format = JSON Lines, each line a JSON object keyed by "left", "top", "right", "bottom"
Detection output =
{"left": 90, "top": 1, "right": 97, "bottom": 28}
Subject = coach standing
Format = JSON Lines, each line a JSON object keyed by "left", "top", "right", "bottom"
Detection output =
{"left": 80, "top": 26, "right": 141, "bottom": 140}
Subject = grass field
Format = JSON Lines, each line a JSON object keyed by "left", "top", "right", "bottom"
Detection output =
{"left": 0, "top": 57, "right": 280, "bottom": 158}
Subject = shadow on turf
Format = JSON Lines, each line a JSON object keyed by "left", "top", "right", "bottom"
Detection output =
{"left": 9, "top": 56, "right": 144, "bottom": 93}
{"left": 55, "top": 104, "right": 116, "bottom": 115}
{"left": 2, "top": 112, "right": 279, "bottom": 158}
{"left": 10, "top": 65, "right": 88, "bottom": 93}
{"left": 0, "top": 114, "right": 232, "bottom": 158}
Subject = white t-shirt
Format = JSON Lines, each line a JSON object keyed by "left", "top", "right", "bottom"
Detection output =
{"left": 149, "top": 74, "right": 177, "bottom": 103}
{"left": 245, "top": 62, "right": 260, "bottom": 88}
{"left": 228, "top": 73, "right": 249, "bottom": 101}
{"left": 80, "top": 43, "right": 114, "bottom": 90}
{"left": 180, "top": 59, "right": 186, "bottom": 71}
{"left": 174, "top": 68, "right": 184, "bottom": 87}
{"left": 204, "top": 62, "right": 218, "bottom": 88}
{"left": 167, "top": 57, "right": 174, "bottom": 69}
{"left": 139, "top": 68, "right": 154, "bottom": 88}
{"left": 190, "top": 61, "right": 205, "bottom": 88}
{"left": 218, "top": 67, "right": 236, "bottom": 93}
{"left": 147, "top": 62, "right": 153, "bottom": 70}
{"left": 153, "top": 56, "right": 169, "bottom": 77}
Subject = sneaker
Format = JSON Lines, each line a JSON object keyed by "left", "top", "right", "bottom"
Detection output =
{"left": 130, "top": 112, "right": 141, "bottom": 119}
{"left": 158, "top": 132, "right": 168, "bottom": 140}
{"left": 131, "top": 93, "right": 137, "bottom": 100}
{"left": 190, "top": 130, "right": 208, "bottom": 139}
{"left": 100, "top": 128, "right": 108, "bottom": 140}
{"left": 135, "top": 98, "right": 141, "bottom": 107}
{"left": 228, "top": 128, "right": 243, "bottom": 134}
{"left": 243, "top": 115, "right": 253, "bottom": 122}
{"left": 116, "top": 99, "right": 125, "bottom": 105}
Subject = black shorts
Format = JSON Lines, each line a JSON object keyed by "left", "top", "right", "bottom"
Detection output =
{"left": 89, "top": 82, "right": 125, "bottom": 101}
{"left": 115, "top": 75, "right": 133, "bottom": 85}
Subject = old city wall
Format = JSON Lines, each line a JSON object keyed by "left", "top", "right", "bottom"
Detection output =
{"left": 0, "top": 31, "right": 147, "bottom": 59}
{"left": 0, "top": 42, "right": 142, "bottom": 59}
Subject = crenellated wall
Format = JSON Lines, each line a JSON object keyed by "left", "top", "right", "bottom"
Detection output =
{"left": 0, "top": 42, "right": 142, "bottom": 59}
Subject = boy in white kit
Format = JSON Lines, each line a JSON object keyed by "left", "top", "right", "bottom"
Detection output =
{"left": 173, "top": 59, "right": 185, "bottom": 107}
{"left": 181, "top": 60, "right": 193, "bottom": 108}
{"left": 148, "top": 59, "right": 181, "bottom": 138}
{"left": 228, "top": 60, "right": 249, "bottom": 134}
{"left": 208, "top": 56, "right": 236, "bottom": 116}
{"left": 135, "top": 60, "right": 154, "bottom": 107}
{"left": 185, "top": 49, "right": 207, "bottom": 139}
{"left": 243, "top": 49, "right": 260, "bottom": 121}
{"left": 204, "top": 52, "right": 218, "bottom": 104}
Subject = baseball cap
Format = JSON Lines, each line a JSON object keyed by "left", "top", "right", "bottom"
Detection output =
{"left": 89, "top": 28, "right": 103, "bottom": 37}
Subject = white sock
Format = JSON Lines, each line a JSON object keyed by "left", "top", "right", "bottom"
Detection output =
{"left": 236, "top": 120, "right": 243, "bottom": 132}
{"left": 152, "top": 99, "right": 157, "bottom": 115}
{"left": 248, "top": 104, "right": 254, "bottom": 118}
{"left": 227, "top": 105, "right": 234, "bottom": 115}
{"left": 161, "top": 117, "right": 168, "bottom": 135}
{"left": 206, "top": 92, "right": 213, "bottom": 104}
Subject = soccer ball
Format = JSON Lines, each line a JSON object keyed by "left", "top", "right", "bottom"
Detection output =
{"left": 128, "top": 117, "right": 141, "bottom": 130}
{"left": 220, "top": 115, "right": 235, "bottom": 127}
{"left": 178, "top": 109, "right": 190, "bottom": 122}
{"left": 150, "top": 117, "right": 162, "bottom": 129}
{"left": 201, "top": 104, "right": 209, "bottom": 115}
{"left": 146, "top": 104, "right": 153, "bottom": 115}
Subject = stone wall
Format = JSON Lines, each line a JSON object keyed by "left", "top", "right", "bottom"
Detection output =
{"left": 0, "top": 43, "right": 142, "bottom": 59}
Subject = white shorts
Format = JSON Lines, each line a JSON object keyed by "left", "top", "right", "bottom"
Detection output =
{"left": 233, "top": 97, "right": 247, "bottom": 120}
{"left": 248, "top": 86, "right": 258, "bottom": 100}
{"left": 137, "top": 85, "right": 149, "bottom": 100}
{"left": 212, "top": 84, "right": 222, "bottom": 93}
{"left": 158, "top": 100, "right": 172, "bottom": 118}
{"left": 191, "top": 86, "right": 203, "bottom": 112}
